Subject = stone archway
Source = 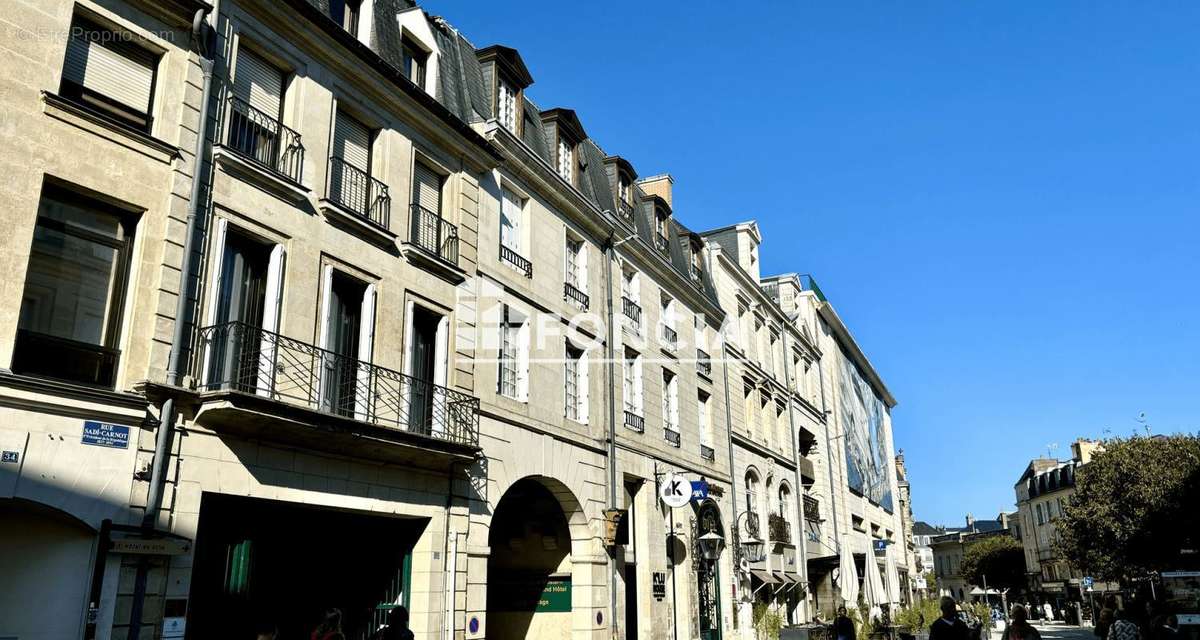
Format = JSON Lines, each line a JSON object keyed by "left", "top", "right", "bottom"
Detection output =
{"left": 486, "top": 476, "right": 592, "bottom": 640}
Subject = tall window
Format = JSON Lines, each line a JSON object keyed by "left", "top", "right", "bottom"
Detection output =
{"left": 660, "top": 294, "right": 676, "bottom": 347}
{"left": 497, "top": 79, "right": 517, "bottom": 131}
{"left": 556, "top": 137, "right": 574, "bottom": 183}
{"left": 698, "top": 391, "right": 711, "bottom": 447}
{"left": 618, "top": 176, "right": 631, "bottom": 205}
{"left": 499, "top": 306, "right": 528, "bottom": 401}
{"left": 745, "top": 471, "right": 760, "bottom": 526}
{"left": 15, "top": 188, "right": 135, "bottom": 388}
{"left": 401, "top": 36, "right": 428, "bottom": 89}
{"left": 319, "top": 268, "right": 374, "bottom": 418}
{"left": 662, "top": 369, "right": 679, "bottom": 433}
{"left": 565, "top": 343, "right": 587, "bottom": 423}
{"left": 623, "top": 348, "right": 642, "bottom": 415}
{"left": 330, "top": 0, "right": 360, "bottom": 34}
{"left": 779, "top": 484, "right": 792, "bottom": 526}
{"left": 1035, "top": 503, "right": 1044, "bottom": 525}
{"left": 500, "top": 187, "right": 523, "bottom": 253}
{"left": 565, "top": 237, "right": 585, "bottom": 290}
{"left": 61, "top": 16, "right": 158, "bottom": 132}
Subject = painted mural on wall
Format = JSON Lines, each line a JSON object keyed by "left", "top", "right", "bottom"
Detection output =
{"left": 838, "top": 354, "right": 893, "bottom": 511}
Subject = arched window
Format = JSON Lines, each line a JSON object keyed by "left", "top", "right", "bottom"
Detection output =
{"left": 745, "top": 470, "right": 760, "bottom": 525}
{"left": 778, "top": 484, "right": 792, "bottom": 523}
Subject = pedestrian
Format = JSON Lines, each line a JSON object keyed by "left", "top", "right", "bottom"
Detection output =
{"left": 371, "top": 606, "right": 415, "bottom": 640}
{"left": 1043, "top": 602, "right": 1054, "bottom": 622}
{"left": 312, "top": 608, "right": 346, "bottom": 640}
{"left": 1108, "top": 607, "right": 1141, "bottom": 640}
{"left": 834, "top": 605, "right": 857, "bottom": 640}
{"left": 1096, "top": 596, "right": 1118, "bottom": 639}
{"left": 1154, "top": 615, "right": 1180, "bottom": 640}
{"left": 1005, "top": 605, "right": 1042, "bottom": 640}
{"left": 929, "top": 596, "right": 970, "bottom": 640}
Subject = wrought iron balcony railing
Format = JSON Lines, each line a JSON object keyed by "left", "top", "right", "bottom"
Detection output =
{"left": 621, "top": 296, "right": 642, "bottom": 326}
{"left": 803, "top": 495, "right": 821, "bottom": 522}
{"left": 655, "top": 232, "right": 669, "bottom": 254}
{"left": 409, "top": 203, "right": 458, "bottom": 264}
{"left": 691, "top": 264, "right": 703, "bottom": 284}
{"left": 696, "top": 349, "right": 712, "bottom": 377}
{"left": 500, "top": 244, "right": 532, "bottom": 278}
{"left": 616, "top": 201, "right": 635, "bottom": 226}
{"left": 624, "top": 410, "right": 645, "bottom": 433}
{"left": 661, "top": 325, "right": 678, "bottom": 349}
{"left": 193, "top": 321, "right": 479, "bottom": 446}
{"left": 664, "top": 428, "right": 680, "bottom": 447}
{"left": 768, "top": 513, "right": 792, "bottom": 544}
{"left": 563, "top": 281, "right": 589, "bottom": 310}
{"left": 700, "top": 444, "right": 715, "bottom": 461}
{"left": 327, "top": 156, "right": 390, "bottom": 229}
{"left": 224, "top": 95, "right": 304, "bottom": 184}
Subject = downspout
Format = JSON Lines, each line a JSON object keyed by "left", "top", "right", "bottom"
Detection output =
{"left": 779, "top": 325, "right": 808, "bottom": 621}
{"left": 603, "top": 229, "right": 619, "bottom": 639}
{"left": 445, "top": 459, "right": 468, "bottom": 640}
{"left": 129, "top": 7, "right": 218, "bottom": 638}
{"left": 717, "top": 258, "right": 742, "bottom": 629}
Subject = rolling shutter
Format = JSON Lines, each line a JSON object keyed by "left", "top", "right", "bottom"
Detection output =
{"left": 62, "top": 21, "right": 155, "bottom": 114}
{"left": 412, "top": 162, "right": 442, "bottom": 214}
{"left": 333, "top": 111, "right": 370, "bottom": 170}
{"left": 233, "top": 49, "right": 283, "bottom": 117}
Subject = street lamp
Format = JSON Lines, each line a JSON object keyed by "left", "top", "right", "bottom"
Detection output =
{"left": 698, "top": 530, "right": 725, "bottom": 562}
{"left": 733, "top": 511, "right": 766, "bottom": 564}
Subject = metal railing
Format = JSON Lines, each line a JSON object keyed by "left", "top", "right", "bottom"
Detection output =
{"left": 621, "top": 296, "right": 642, "bottom": 326}
{"left": 691, "top": 264, "right": 703, "bottom": 284}
{"left": 616, "top": 201, "right": 635, "bottom": 225}
{"left": 223, "top": 95, "right": 304, "bottom": 183}
{"left": 769, "top": 513, "right": 792, "bottom": 544}
{"left": 804, "top": 495, "right": 821, "bottom": 521}
{"left": 700, "top": 444, "right": 715, "bottom": 461}
{"left": 409, "top": 203, "right": 458, "bottom": 264}
{"left": 327, "top": 156, "right": 390, "bottom": 229}
{"left": 624, "top": 410, "right": 645, "bottom": 433}
{"left": 661, "top": 325, "right": 678, "bottom": 348}
{"left": 655, "top": 232, "right": 670, "bottom": 253}
{"left": 563, "top": 281, "right": 589, "bottom": 309}
{"left": 696, "top": 349, "right": 712, "bottom": 376}
{"left": 500, "top": 244, "right": 532, "bottom": 278}
{"left": 193, "top": 321, "right": 479, "bottom": 446}
{"left": 664, "top": 428, "right": 680, "bottom": 447}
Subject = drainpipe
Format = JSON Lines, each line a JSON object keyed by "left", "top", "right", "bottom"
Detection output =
{"left": 602, "top": 229, "right": 619, "bottom": 639}
{"left": 779, "top": 325, "right": 808, "bottom": 621}
{"left": 717, "top": 263, "right": 742, "bottom": 630}
{"left": 129, "top": 7, "right": 218, "bottom": 638}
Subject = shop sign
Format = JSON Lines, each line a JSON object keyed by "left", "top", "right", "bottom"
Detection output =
{"left": 690, "top": 480, "right": 709, "bottom": 502}
{"left": 659, "top": 473, "right": 691, "bottom": 508}
{"left": 652, "top": 572, "right": 667, "bottom": 600}
{"left": 82, "top": 421, "right": 130, "bottom": 449}
{"left": 491, "top": 577, "right": 571, "bottom": 613}
{"left": 873, "top": 539, "right": 889, "bottom": 552}
{"left": 111, "top": 537, "right": 191, "bottom": 556}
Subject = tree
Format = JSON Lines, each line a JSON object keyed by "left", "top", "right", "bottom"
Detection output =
{"left": 962, "top": 534, "right": 1026, "bottom": 591}
{"left": 1056, "top": 435, "right": 1200, "bottom": 581}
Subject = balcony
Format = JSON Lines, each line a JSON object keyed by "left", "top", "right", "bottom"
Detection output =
{"left": 700, "top": 444, "right": 715, "bottom": 461}
{"left": 222, "top": 96, "right": 304, "bottom": 185}
{"left": 769, "top": 513, "right": 792, "bottom": 544}
{"left": 563, "top": 282, "right": 589, "bottom": 310}
{"left": 401, "top": 203, "right": 463, "bottom": 282}
{"left": 624, "top": 410, "right": 645, "bottom": 433}
{"left": 661, "top": 325, "right": 678, "bottom": 349}
{"left": 621, "top": 296, "right": 642, "bottom": 327}
{"left": 189, "top": 321, "right": 480, "bottom": 463}
{"left": 696, "top": 349, "right": 712, "bottom": 377}
{"left": 664, "top": 427, "right": 680, "bottom": 447}
{"left": 325, "top": 156, "right": 390, "bottom": 229}
{"left": 803, "top": 495, "right": 821, "bottom": 522}
{"left": 655, "top": 232, "right": 670, "bottom": 254}
{"left": 616, "top": 201, "right": 635, "bottom": 226}
{"left": 500, "top": 244, "right": 532, "bottom": 278}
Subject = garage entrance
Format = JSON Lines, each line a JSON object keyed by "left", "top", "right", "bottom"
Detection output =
{"left": 187, "top": 493, "right": 425, "bottom": 639}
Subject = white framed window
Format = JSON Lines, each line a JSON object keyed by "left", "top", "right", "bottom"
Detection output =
{"left": 500, "top": 187, "right": 524, "bottom": 253}
{"left": 565, "top": 343, "right": 589, "bottom": 423}
{"left": 623, "top": 348, "right": 643, "bottom": 415}
{"left": 745, "top": 471, "right": 760, "bottom": 525}
{"left": 556, "top": 137, "right": 574, "bottom": 183}
{"left": 698, "top": 392, "right": 711, "bottom": 447}
{"left": 498, "top": 79, "right": 517, "bottom": 131}
{"left": 660, "top": 294, "right": 676, "bottom": 348}
{"left": 662, "top": 369, "right": 679, "bottom": 433}
{"left": 499, "top": 305, "right": 528, "bottom": 401}
{"left": 621, "top": 268, "right": 639, "bottom": 303}
{"left": 565, "top": 236, "right": 587, "bottom": 291}
{"left": 779, "top": 484, "right": 791, "bottom": 521}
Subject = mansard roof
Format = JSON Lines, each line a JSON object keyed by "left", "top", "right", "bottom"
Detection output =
{"left": 476, "top": 44, "right": 534, "bottom": 88}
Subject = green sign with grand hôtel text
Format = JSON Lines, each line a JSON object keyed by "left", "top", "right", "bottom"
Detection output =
{"left": 492, "top": 576, "right": 571, "bottom": 613}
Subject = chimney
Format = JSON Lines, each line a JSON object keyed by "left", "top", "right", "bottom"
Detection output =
{"left": 637, "top": 174, "right": 673, "bottom": 208}
{"left": 1071, "top": 439, "right": 1102, "bottom": 465}
{"left": 966, "top": 513, "right": 975, "bottom": 530}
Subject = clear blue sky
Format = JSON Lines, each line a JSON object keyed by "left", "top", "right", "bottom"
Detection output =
{"left": 422, "top": 1, "right": 1200, "bottom": 525}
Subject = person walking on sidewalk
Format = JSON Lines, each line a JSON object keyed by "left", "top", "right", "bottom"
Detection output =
{"left": 835, "top": 606, "right": 857, "bottom": 640}
{"left": 1004, "top": 605, "right": 1042, "bottom": 640}
{"left": 1109, "top": 608, "right": 1142, "bottom": 640}
{"left": 930, "top": 596, "right": 970, "bottom": 640}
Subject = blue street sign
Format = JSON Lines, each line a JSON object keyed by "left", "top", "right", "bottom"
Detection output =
{"left": 690, "top": 480, "right": 709, "bottom": 502}
{"left": 873, "top": 539, "right": 890, "bottom": 552}
{"left": 82, "top": 421, "right": 130, "bottom": 449}
{"left": 1082, "top": 577, "right": 1094, "bottom": 588}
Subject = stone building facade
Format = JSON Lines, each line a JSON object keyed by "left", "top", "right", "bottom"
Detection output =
{"left": 0, "top": 1, "right": 903, "bottom": 639}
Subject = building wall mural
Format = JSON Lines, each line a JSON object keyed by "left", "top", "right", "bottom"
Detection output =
{"left": 838, "top": 354, "right": 893, "bottom": 511}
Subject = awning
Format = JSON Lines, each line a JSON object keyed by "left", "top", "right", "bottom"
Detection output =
{"left": 750, "top": 569, "right": 779, "bottom": 584}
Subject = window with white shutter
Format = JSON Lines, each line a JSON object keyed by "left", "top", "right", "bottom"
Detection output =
{"left": 500, "top": 188, "right": 523, "bottom": 253}
{"left": 498, "top": 80, "right": 517, "bottom": 132}
{"left": 61, "top": 16, "right": 158, "bottom": 132}
{"left": 565, "top": 343, "right": 588, "bottom": 422}
{"left": 698, "top": 392, "right": 711, "bottom": 447}
{"left": 556, "top": 137, "right": 574, "bottom": 183}
{"left": 499, "top": 306, "right": 528, "bottom": 401}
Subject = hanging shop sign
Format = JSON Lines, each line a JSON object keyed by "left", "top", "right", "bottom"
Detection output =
{"left": 690, "top": 480, "right": 710, "bottom": 502}
{"left": 659, "top": 472, "right": 691, "bottom": 508}
{"left": 82, "top": 420, "right": 130, "bottom": 449}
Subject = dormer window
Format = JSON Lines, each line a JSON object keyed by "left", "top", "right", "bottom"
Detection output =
{"left": 654, "top": 207, "right": 670, "bottom": 254}
{"left": 498, "top": 79, "right": 518, "bottom": 132}
{"left": 690, "top": 244, "right": 703, "bottom": 282}
{"left": 401, "top": 36, "right": 428, "bottom": 89}
{"left": 618, "top": 176, "right": 631, "bottom": 205}
{"left": 556, "top": 137, "right": 575, "bottom": 183}
{"left": 477, "top": 46, "right": 534, "bottom": 135}
{"left": 330, "top": 0, "right": 360, "bottom": 35}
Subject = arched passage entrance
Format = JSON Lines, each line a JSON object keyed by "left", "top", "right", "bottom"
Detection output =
{"left": 486, "top": 476, "right": 586, "bottom": 640}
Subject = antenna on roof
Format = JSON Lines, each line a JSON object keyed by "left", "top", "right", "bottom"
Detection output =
{"left": 1136, "top": 412, "right": 1151, "bottom": 436}
{"left": 1046, "top": 442, "right": 1059, "bottom": 459}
